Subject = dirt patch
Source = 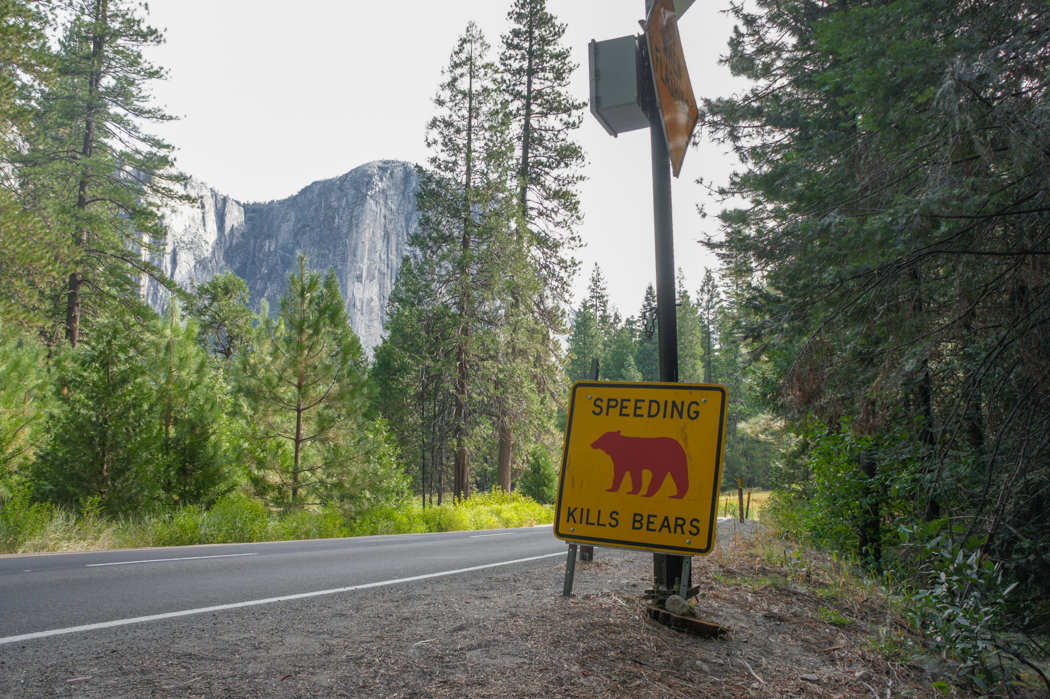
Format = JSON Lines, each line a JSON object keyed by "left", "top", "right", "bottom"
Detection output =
{"left": 0, "top": 523, "right": 972, "bottom": 698}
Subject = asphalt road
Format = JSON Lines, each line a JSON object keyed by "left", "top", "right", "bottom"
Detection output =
{"left": 0, "top": 526, "right": 566, "bottom": 645}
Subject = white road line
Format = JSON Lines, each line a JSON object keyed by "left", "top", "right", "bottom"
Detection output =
{"left": 0, "top": 551, "right": 565, "bottom": 646}
{"left": 86, "top": 553, "right": 258, "bottom": 567}
{"left": 469, "top": 532, "right": 513, "bottom": 538}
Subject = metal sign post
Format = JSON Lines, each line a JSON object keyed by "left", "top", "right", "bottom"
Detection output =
{"left": 645, "top": 0, "right": 694, "bottom": 600}
{"left": 584, "top": 0, "right": 706, "bottom": 604}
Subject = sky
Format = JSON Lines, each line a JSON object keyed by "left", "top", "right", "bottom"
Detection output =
{"left": 142, "top": 0, "right": 748, "bottom": 319}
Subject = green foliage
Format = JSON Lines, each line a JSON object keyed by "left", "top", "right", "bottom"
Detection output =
{"left": 818, "top": 606, "right": 852, "bottom": 627}
{"left": 31, "top": 315, "right": 232, "bottom": 514}
{"left": 634, "top": 285, "right": 659, "bottom": 382}
{"left": 901, "top": 521, "right": 1020, "bottom": 691}
{"left": 499, "top": 0, "right": 585, "bottom": 303}
{"left": 141, "top": 495, "right": 352, "bottom": 547}
{"left": 706, "top": 0, "right": 1050, "bottom": 630}
{"left": 152, "top": 307, "right": 234, "bottom": 507}
{"left": 1, "top": 489, "right": 553, "bottom": 554}
{"left": 354, "top": 489, "right": 553, "bottom": 536}
{"left": 675, "top": 272, "right": 705, "bottom": 384}
{"left": 237, "top": 257, "right": 398, "bottom": 513}
{"left": 21, "top": 0, "right": 184, "bottom": 345}
{"left": 517, "top": 447, "right": 558, "bottom": 505}
{"left": 0, "top": 324, "right": 51, "bottom": 493}
{"left": 406, "top": 21, "right": 518, "bottom": 500}
{"left": 32, "top": 321, "right": 166, "bottom": 513}
{"left": 0, "top": 489, "right": 56, "bottom": 553}
{"left": 185, "top": 272, "right": 254, "bottom": 361}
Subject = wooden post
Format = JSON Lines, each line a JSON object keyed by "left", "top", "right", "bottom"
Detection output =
{"left": 737, "top": 477, "right": 745, "bottom": 522}
{"left": 745, "top": 491, "right": 751, "bottom": 520}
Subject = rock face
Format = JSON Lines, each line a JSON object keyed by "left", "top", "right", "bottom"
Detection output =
{"left": 146, "top": 160, "right": 419, "bottom": 352}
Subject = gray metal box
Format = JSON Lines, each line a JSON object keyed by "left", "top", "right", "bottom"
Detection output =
{"left": 589, "top": 35, "right": 649, "bottom": 137}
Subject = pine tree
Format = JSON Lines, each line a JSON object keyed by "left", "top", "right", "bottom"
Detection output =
{"left": 185, "top": 272, "right": 254, "bottom": 362}
{"left": 496, "top": 0, "right": 586, "bottom": 492}
{"left": 23, "top": 0, "right": 183, "bottom": 347}
{"left": 707, "top": 0, "right": 1050, "bottom": 583}
{"left": 676, "top": 270, "right": 705, "bottom": 383}
{"left": 152, "top": 306, "right": 231, "bottom": 506}
{"left": 0, "top": 323, "right": 51, "bottom": 493}
{"left": 33, "top": 320, "right": 164, "bottom": 513}
{"left": 236, "top": 256, "right": 373, "bottom": 510}
{"left": 371, "top": 257, "right": 458, "bottom": 506}
{"left": 567, "top": 265, "right": 617, "bottom": 382}
{"left": 604, "top": 323, "right": 642, "bottom": 382}
{"left": 566, "top": 300, "right": 603, "bottom": 383}
{"left": 635, "top": 284, "right": 660, "bottom": 382}
{"left": 0, "top": 0, "right": 67, "bottom": 333}
{"left": 696, "top": 269, "right": 720, "bottom": 384}
{"left": 414, "top": 22, "right": 514, "bottom": 500}
{"left": 499, "top": 0, "right": 585, "bottom": 303}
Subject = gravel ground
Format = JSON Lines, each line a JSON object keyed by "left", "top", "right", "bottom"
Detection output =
{"left": 0, "top": 521, "right": 972, "bottom": 698}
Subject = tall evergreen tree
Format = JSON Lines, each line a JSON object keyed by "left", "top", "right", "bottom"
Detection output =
{"left": 185, "top": 272, "right": 254, "bottom": 362}
{"left": 0, "top": 0, "right": 65, "bottom": 333}
{"left": 706, "top": 0, "right": 1050, "bottom": 595}
{"left": 496, "top": 0, "right": 585, "bottom": 491}
{"left": 696, "top": 269, "right": 720, "bottom": 384}
{"left": 566, "top": 265, "right": 617, "bottom": 382}
{"left": 152, "top": 306, "right": 231, "bottom": 506}
{"left": 414, "top": 22, "right": 514, "bottom": 500}
{"left": 32, "top": 320, "right": 164, "bottom": 513}
{"left": 676, "top": 270, "right": 705, "bottom": 383}
{"left": 371, "top": 257, "right": 458, "bottom": 506}
{"left": 604, "top": 323, "right": 642, "bottom": 382}
{"left": 499, "top": 0, "right": 585, "bottom": 304}
{"left": 635, "top": 284, "right": 660, "bottom": 382}
{"left": 0, "top": 323, "right": 51, "bottom": 494}
{"left": 24, "top": 0, "right": 182, "bottom": 347}
{"left": 236, "top": 257, "right": 375, "bottom": 510}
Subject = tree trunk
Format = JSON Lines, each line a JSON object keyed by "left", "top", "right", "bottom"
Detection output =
{"left": 420, "top": 376, "right": 427, "bottom": 508}
{"left": 454, "top": 341, "right": 469, "bottom": 499}
{"left": 857, "top": 448, "right": 882, "bottom": 569}
{"left": 497, "top": 418, "right": 512, "bottom": 492}
{"left": 958, "top": 292, "right": 984, "bottom": 453}
{"left": 911, "top": 269, "right": 940, "bottom": 521}
{"left": 66, "top": 0, "right": 108, "bottom": 347}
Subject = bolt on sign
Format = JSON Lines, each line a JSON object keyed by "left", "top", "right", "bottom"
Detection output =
{"left": 646, "top": 0, "right": 699, "bottom": 178}
{"left": 554, "top": 381, "right": 728, "bottom": 556}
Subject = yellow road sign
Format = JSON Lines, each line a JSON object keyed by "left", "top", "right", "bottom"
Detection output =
{"left": 646, "top": 0, "right": 699, "bottom": 178}
{"left": 554, "top": 381, "right": 728, "bottom": 556}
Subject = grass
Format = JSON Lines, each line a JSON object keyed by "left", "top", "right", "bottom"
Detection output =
{"left": 0, "top": 489, "right": 555, "bottom": 554}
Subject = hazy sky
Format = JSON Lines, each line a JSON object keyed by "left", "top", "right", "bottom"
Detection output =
{"left": 142, "top": 0, "right": 747, "bottom": 317}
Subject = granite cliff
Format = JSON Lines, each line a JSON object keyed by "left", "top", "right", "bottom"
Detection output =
{"left": 145, "top": 160, "right": 419, "bottom": 351}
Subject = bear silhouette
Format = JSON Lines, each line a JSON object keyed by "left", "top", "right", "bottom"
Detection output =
{"left": 591, "top": 431, "right": 689, "bottom": 499}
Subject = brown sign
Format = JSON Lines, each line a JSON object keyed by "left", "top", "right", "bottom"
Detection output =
{"left": 646, "top": 0, "right": 699, "bottom": 177}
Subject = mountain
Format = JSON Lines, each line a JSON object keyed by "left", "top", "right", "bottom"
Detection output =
{"left": 145, "top": 160, "right": 419, "bottom": 351}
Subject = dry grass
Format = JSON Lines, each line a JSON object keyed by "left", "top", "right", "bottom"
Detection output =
{"left": 717, "top": 488, "right": 772, "bottom": 521}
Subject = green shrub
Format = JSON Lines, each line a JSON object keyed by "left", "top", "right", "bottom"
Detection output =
{"left": 0, "top": 490, "right": 56, "bottom": 553}
{"left": 353, "top": 489, "right": 553, "bottom": 536}
{"left": 901, "top": 520, "right": 1022, "bottom": 692}
{"left": 517, "top": 448, "right": 558, "bottom": 505}
{"left": 273, "top": 506, "right": 351, "bottom": 540}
